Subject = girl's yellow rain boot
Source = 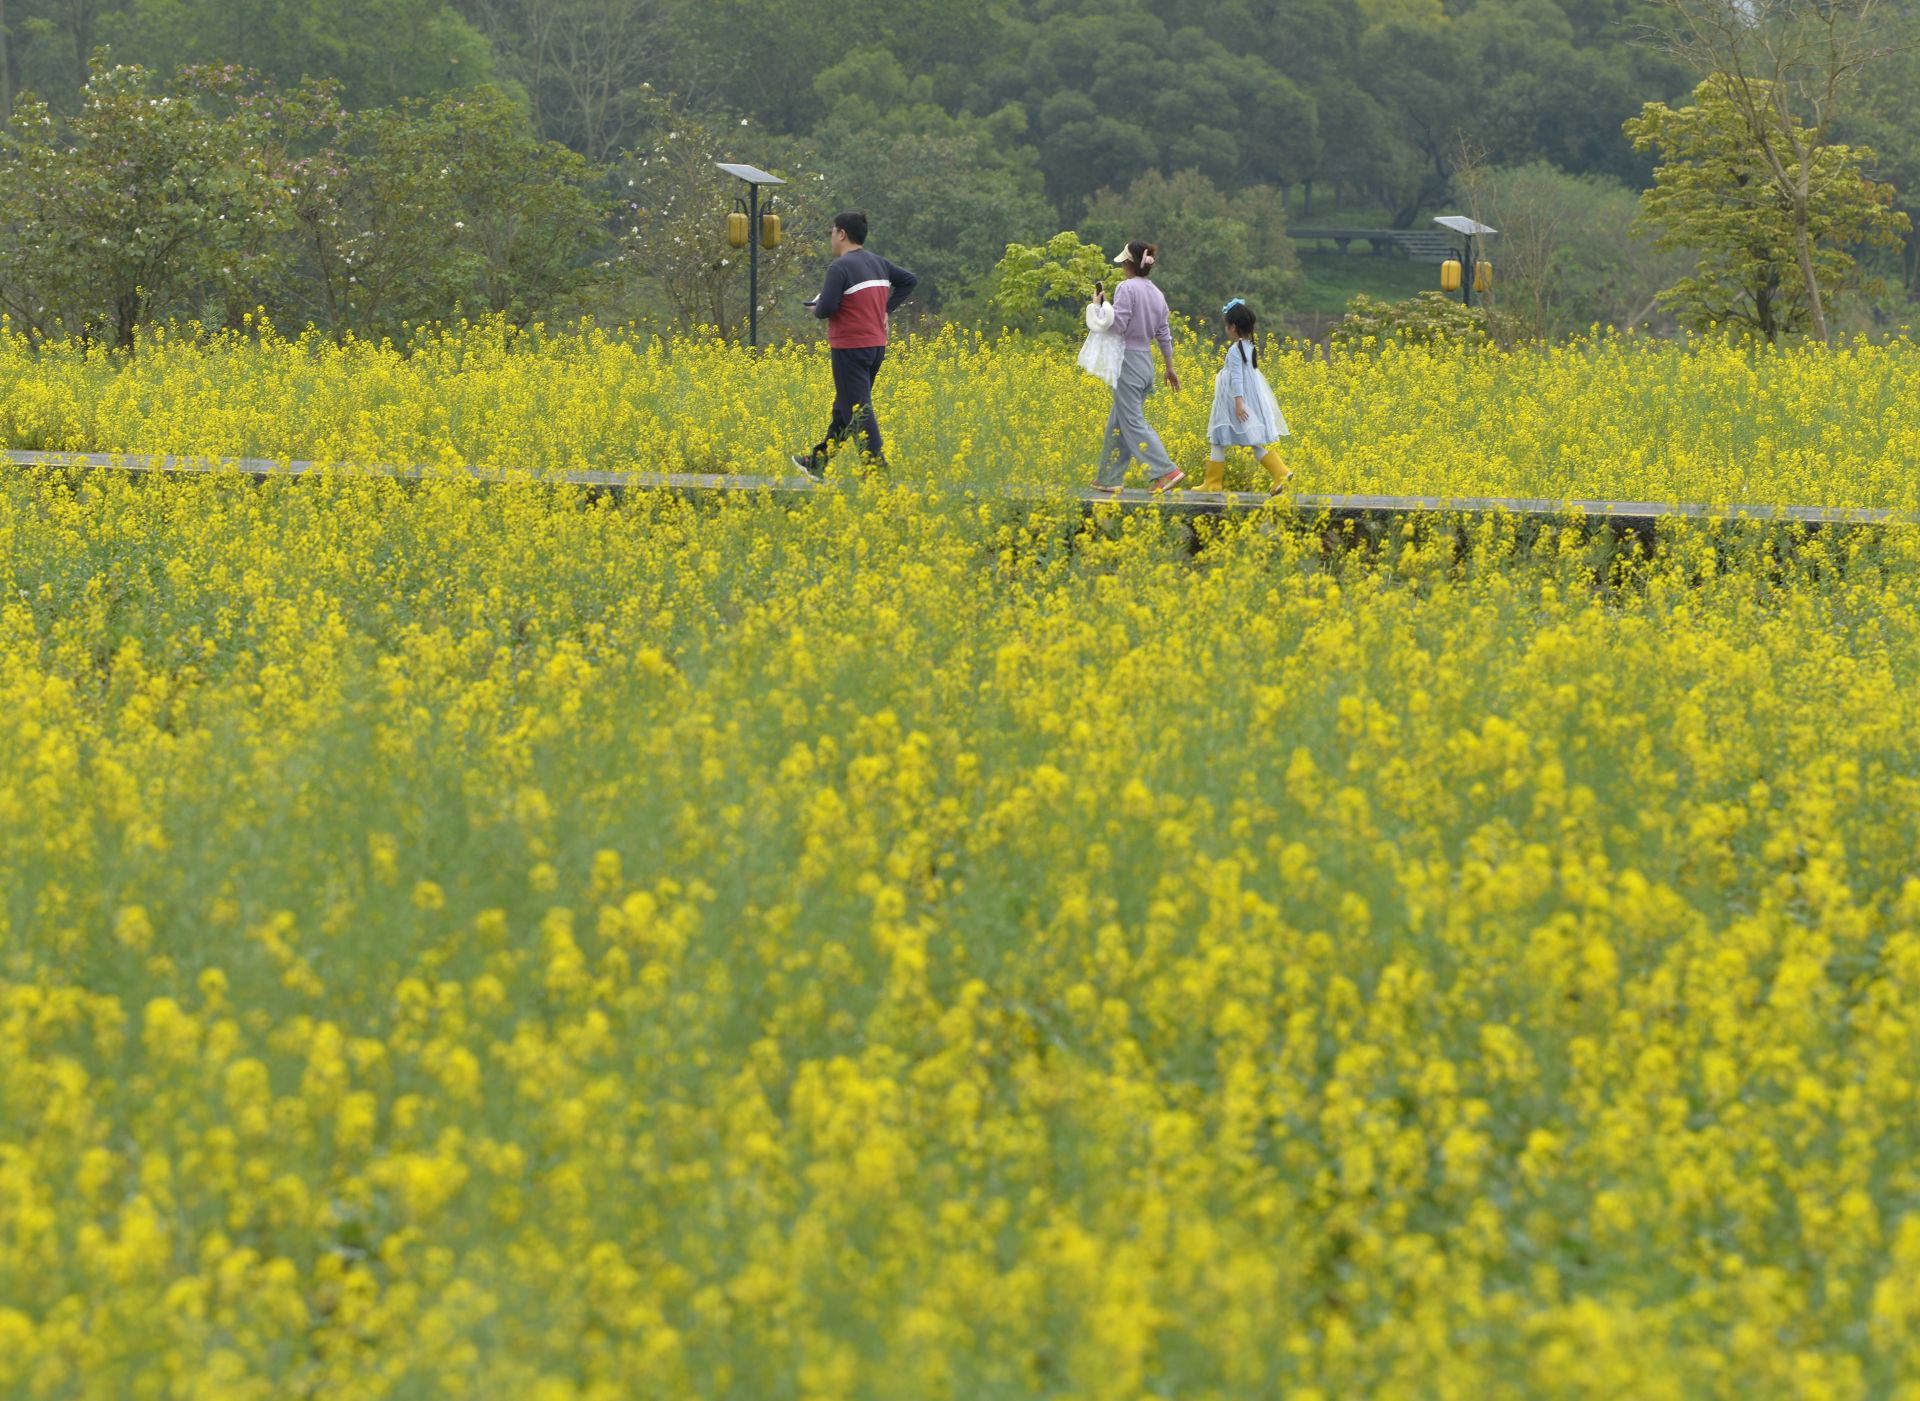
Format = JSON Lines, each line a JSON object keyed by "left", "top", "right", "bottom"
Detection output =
{"left": 1260, "top": 447, "right": 1293, "bottom": 492}
{"left": 1200, "top": 457, "right": 1226, "bottom": 492}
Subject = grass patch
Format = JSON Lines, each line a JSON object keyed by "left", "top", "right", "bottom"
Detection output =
{"left": 1292, "top": 248, "right": 1442, "bottom": 316}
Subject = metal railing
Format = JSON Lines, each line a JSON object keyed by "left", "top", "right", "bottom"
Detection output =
{"left": 1289, "top": 228, "right": 1462, "bottom": 262}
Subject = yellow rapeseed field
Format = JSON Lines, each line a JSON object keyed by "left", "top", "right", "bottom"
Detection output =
{"left": 5, "top": 324, "right": 1920, "bottom": 1398}
{"left": 4, "top": 319, "right": 1920, "bottom": 505}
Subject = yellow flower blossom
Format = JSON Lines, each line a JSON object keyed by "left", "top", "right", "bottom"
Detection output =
{"left": 3, "top": 323, "right": 1920, "bottom": 1395}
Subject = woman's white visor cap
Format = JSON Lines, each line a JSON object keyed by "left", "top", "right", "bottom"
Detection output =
{"left": 1113, "top": 248, "right": 1136, "bottom": 264}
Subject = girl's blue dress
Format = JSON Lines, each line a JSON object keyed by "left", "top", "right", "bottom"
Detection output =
{"left": 1208, "top": 341, "right": 1289, "bottom": 448}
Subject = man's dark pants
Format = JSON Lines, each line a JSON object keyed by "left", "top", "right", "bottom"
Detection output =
{"left": 812, "top": 345, "right": 887, "bottom": 465}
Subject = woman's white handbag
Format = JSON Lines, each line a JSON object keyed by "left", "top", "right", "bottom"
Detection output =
{"left": 1077, "top": 299, "right": 1124, "bottom": 388}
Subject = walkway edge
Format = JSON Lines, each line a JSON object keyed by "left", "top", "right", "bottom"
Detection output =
{"left": 4, "top": 449, "right": 1906, "bottom": 529}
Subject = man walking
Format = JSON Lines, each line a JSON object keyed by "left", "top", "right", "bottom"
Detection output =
{"left": 792, "top": 211, "right": 918, "bottom": 479}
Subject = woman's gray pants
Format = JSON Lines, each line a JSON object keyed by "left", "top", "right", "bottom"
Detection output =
{"left": 1098, "top": 350, "right": 1177, "bottom": 487}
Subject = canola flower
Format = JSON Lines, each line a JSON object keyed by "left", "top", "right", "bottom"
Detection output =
{"left": 3, "top": 318, "right": 1920, "bottom": 506}
{"left": 4, "top": 326, "right": 1920, "bottom": 1396}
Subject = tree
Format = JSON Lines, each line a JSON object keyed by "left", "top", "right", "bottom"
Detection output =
{"left": 672, "top": 0, "right": 887, "bottom": 136}
{"left": 1034, "top": 93, "right": 1159, "bottom": 223}
{"left": 989, "top": 231, "right": 1110, "bottom": 340}
{"left": 0, "top": 61, "right": 290, "bottom": 346}
{"left": 1847, "top": 2, "right": 1920, "bottom": 303}
{"left": 1, "top": 0, "right": 13, "bottom": 120}
{"left": 279, "top": 85, "right": 609, "bottom": 337}
{"left": 0, "top": 0, "right": 112, "bottom": 116}
{"left": 100, "top": 0, "right": 492, "bottom": 108}
{"left": 1291, "top": 78, "right": 1396, "bottom": 215}
{"left": 1456, "top": 0, "right": 1670, "bottom": 179}
{"left": 809, "top": 49, "right": 1054, "bottom": 319}
{"left": 1210, "top": 0, "right": 1385, "bottom": 211}
{"left": 171, "top": 65, "right": 346, "bottom": 330}
{"left": 977, "top": 4, "right": 1316, "bottom": 220}
{"left": 1643, "top": 0, "right": 1904, "bottom": 343}
{"left": 453, "top": 0, "right": 664, "bottom": 162}
{"left": 416, "top": 88, "right": 610, "bottom": 323}
{"left": 1454, "top": 154, "right": 1694, "bottom": 338}
{"left": 618, "top": 92, "right": 819, "bottom": 338}
{"left": 1358, "top": 0, "right": 1448, "bottom": 29}
{"left": 1079, "top": 169, "right": 1300, "bottom": 325}
{"left": 1624, "top": 78, "right": 1906, "bottom": 339}
{"left": 1360, "top": 19, "right": 1473, "bottom": 225}
{"left": 29, "top": 0, "right": 108, "bottom": 95}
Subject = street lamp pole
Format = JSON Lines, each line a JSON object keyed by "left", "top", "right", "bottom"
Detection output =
{"left": 717, "top": 162, "right": 786, "bottom": 348}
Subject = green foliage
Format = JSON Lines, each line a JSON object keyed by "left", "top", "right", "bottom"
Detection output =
{"left": 1843, "top": 4, "right": 1920, "bottom": 308}
{"left": 289, "top": 86, "right": 611, "bottom": 336}
{"left": 1449, "top": 0, "right": 1680, "bottom": 185}
{"left": 978, "top": 7, "right": 1318, "bottom": 219}
{"left": 3, "top": 0, "right": 121, "bottom": 107}
{"left": 1079, "top": 169, "right": 1300, "bottom": 326}
{"left": 103, "top": 0, "right": 494, "bottom": 108}
{"left": 668, "top": 0, "right": 889, "bottom": 137}
{"left": 1457, "top": 159, "right": 1692, "bottom": 339}
{"left": 0, "top": 62, "right": 290, "bottom": 347}
{"left": 989, "top": 232, "right": 1110, "bottom": 340}
{"left": 810, "top": 58, "right": 1053, "bottom": 319}
{"left": 1357, "top": 20, "right": 1471, "bottom": 227}
{"left": 0, "top": 0, "right": 1866, "bottom": 341}
{"left": 1329, "top": 290, "right": 1516, "bottom": 351}
{"left": 0, "top": 63, "right": 606, "bottom": 346}
{"left": 452, "top": 0, "right": 663, "bottom": 162}
{"left": 812, "top": 130, "right": 1052, "bottom": 322}
{"left": 1625, "top": 79, "right": 1909, "bottom": 341}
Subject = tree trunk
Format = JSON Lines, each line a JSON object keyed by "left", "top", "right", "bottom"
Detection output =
{"left": 115, "top": 289, "right": 141, "bottom": 352}
{"left": 1749, "top": 110, "right": 1832, "bottom": 345}
{"left": 1793, "top": 209, "right": 1830, "bottom": 345}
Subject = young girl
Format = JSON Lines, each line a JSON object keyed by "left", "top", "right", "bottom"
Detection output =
{"left": 1202, "top": 299, "right": 1291, "bottom": 492}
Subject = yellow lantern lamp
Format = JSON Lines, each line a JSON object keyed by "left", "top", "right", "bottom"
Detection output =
{"left": 716, "top": 161, "right": 787, "bottom": 347}
{"left": 1433, "top": 216, "right": 1498, "bottom": 307}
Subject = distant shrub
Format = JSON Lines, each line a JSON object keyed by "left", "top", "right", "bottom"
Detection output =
{"left": 1330, "top": 291, "right": 1517, "bottom": 353}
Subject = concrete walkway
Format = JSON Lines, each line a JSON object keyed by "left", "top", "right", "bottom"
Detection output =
{"left": 5, "top": 449, "right": 1904, "bottom": 531}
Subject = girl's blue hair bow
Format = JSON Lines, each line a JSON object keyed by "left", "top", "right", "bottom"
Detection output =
{"left": 1221, "top": 297, "right": 1246, "bottom": 314}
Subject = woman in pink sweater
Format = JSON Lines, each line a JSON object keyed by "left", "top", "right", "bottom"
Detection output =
{"left": 1086, "top": 239, "right": 1183, "bottom": 493}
